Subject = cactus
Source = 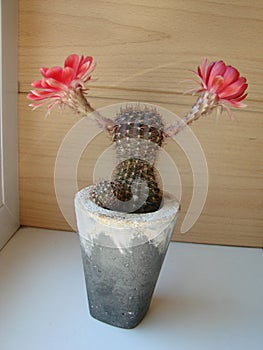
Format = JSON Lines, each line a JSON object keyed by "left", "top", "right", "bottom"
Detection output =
{"left": 91, "top": 105, "right": 164, "bottom": 213}
{"left": 28, "top": 55, "right": 248, "bottom": 214}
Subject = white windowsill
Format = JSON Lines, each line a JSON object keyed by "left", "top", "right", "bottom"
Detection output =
{"left": 0, "top": 227, "right": 262, "bottom": 350}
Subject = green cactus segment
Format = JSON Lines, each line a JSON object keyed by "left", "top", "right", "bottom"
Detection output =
{"left": 112, "top": 158, "right": 163, "bottom": 213}
{"left": 90, "top": 159, "right": 163, "bottom": 213}
{"left": 112, "top": 105, "right": 165, "bottom": 164}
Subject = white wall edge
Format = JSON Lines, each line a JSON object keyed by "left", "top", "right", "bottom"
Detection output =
{"left": 0, "top": 0, "right": 19, "bottom": 249}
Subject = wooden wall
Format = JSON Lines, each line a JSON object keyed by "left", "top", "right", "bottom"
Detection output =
{"left": 19, "top": 0, "right": 263, "bottom": 247}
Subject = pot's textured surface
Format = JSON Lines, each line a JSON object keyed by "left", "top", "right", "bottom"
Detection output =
{"left": 80, "top": 236, "right": 167, "bottom": 328}
{"left": 75, "top": 186, "right": 179, "bottom": 328}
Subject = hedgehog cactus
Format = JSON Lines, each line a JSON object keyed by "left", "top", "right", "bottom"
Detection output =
{"left": 28, "top": 55, "right": 248, "bottom": 214}
{"left": 90, "top": 105, "right": 165, "bottom": 213}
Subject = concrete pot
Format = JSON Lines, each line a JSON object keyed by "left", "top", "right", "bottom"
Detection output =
{"left": 74, "top": 186, "right": 179, "bottom": 329}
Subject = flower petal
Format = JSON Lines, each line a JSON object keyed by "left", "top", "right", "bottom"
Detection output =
{"left": 204, "top": 61, "right": 216, "bottom": 86}
{"left": 64, "top": 54, "right": 80, "bottom": 74}
{"left": 221, "top": 65, "right": 240, "bottom": 88}
{"left": 27, "top": 89, "right": 62, "bottom": 100}
{"left": 40, "top": 67, "right": 49, "bottom": 77}
{"left": 219, "top": 78, "right": 247, "bottom": 99}
{"left": 231, "top": 93, "right": 248, "bottom": 103}
{"left": 211, "top": 75, "right": 225, "bottom": 92}
{"left": 62, "top": 67, "right": 75, "bottom": 86}
{"left": 201, "top": 58, "right": 208, "bottom": 78}
{"left": 45, "top": 66, "right": 64, "bottom": 81}
{"left": 31, "top": 79, "right": 44, "bottom": 88}
{"left": 45, "top": 77, "right": 68, "bottom": 91}
{"left": 221, "top": 96, "right": 247, "bottom": 108}
{"left": 224, "top": 84, "right": 248, "bottom": 101}
{"left": 77, "top": 61, "right": 96, "bottom": 82}
{"left": 207, "top": 61, "right": 226, "bottom": 88}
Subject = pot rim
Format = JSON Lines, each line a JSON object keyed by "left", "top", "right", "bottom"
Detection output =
{"left": 75, "top": 185, "right": 180, "bottom": 225}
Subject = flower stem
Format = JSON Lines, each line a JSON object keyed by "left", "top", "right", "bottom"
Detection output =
{"left": 164, "top": 91, "right": 217, "bottom": 137}
{"left": 69, "top": 88, "right": 115, "bottom": 132}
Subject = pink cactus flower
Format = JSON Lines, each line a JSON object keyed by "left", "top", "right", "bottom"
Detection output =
{"left": 164, "top": 59, "right": 248, "bottom": 137}
{"left": 27, "top": 54, "right": 96, "bottom": 113}
{"left": 196, "top": 59, "right": 248, "bottom": 108}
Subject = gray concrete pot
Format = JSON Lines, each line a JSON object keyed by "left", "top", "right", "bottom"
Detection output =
{"left": 74, "top": 186, "right": 179, "bottom": 329}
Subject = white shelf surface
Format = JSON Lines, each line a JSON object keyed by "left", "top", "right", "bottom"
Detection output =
{"left": 0, "top": 227, "right": 262, "bottom": 350}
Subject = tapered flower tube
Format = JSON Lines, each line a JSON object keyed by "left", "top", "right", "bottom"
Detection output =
{"left": 165, "top": 59, "right": 248, "bottom": 137}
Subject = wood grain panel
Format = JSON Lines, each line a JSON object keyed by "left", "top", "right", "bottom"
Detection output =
{"left": 19, "top": 0, "right": 263, "bottom": 109}
{"left": 18, "top": 0, "right": 263, "bottom": 246}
